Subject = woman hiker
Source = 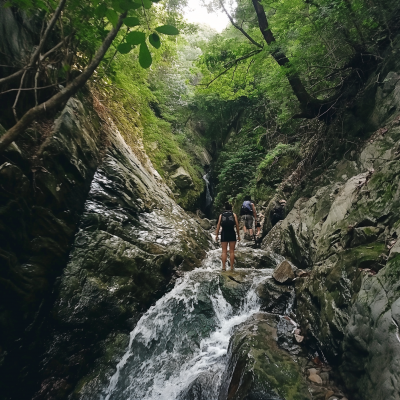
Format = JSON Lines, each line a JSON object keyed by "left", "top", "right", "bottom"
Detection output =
{"left": 215, "top": 202, "right": 241, "bottom": 271}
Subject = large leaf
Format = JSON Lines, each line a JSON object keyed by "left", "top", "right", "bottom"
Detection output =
{"left": 117, "top": 43, "right": 132, "bottom": 54}
{"left": 139, "top": 42, "right": 152, "bottom": 68}
{"left": 142, "top": 0, "right": 152, "bottom": 9}
{"left": 123, "top": 16, "right": 140, "bottom": 27}
{"left": 119, "top": 0, "right": 141, "bottom": 10}
{"left": 106, "top": 9, "right": 118, "bottom": 27}
{"left": 126, "top": 31, "right": 146, "bottom": 45}
{"left": 155, "top": 25, "right": 179, "bottom": 35}
{"left": 95, "top": 3, "right": 108, "bottom": 18}
{"left": 111, "top": 0, "right": 122, "bottom": 12}
{"left": 149, "top": 33, "right": 161, "bottom": 49}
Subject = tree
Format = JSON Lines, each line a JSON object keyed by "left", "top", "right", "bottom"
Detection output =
{"left": 0, "top": 0, "right": 179, "bottom": 152}
{"left": 201, "top": 0, "right": 393, "bottom": 120}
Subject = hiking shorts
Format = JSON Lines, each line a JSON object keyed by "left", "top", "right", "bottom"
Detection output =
{"left": 242, "top": 215, "right": 254, "bottom": 229}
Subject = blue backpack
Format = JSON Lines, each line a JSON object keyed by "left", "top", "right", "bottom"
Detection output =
{"left": 240, "top": 201, "right": 253, "bottom": 216}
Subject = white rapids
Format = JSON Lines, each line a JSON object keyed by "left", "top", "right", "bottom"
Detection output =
{"left": 101, "top": 250, "right": 274, "bottom": 400}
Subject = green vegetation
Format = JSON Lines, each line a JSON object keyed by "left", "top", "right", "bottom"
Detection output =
{"left": 1, "top": 0, "right": 399, "bottom": 211}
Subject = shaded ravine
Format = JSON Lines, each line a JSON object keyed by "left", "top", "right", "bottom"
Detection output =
{"left": 98, "top": 250, "right": 275, "bottom": 400}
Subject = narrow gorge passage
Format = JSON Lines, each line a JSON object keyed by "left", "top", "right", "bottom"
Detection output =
{"left": 100, "top": 249, "right": 275, "bottom": 400}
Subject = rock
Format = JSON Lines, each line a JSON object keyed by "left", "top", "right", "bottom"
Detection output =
{"left": 235, "top": 247, "right": 282, "bottom": 269}
{"left": 295, "top": 334, "right": 304, "bottom": 343}
{"left": 273, "top": 260, "right": 295, "bottom": 283}
{"left": 308, "top": 368, "right": 323, "bottom": 385}
{"left": 196, "top": 209, "right": 206, "bottom": 219}
{"left": 19, "top": 98, "right": 211, "bottom": 400}
{"left": 325, "top": 390, "right": 335, "bottom": 399}
{"left": 350, "top": 226, "right": 382, "bottom": 247}
{"left": 389, "top": 239, "right": 400, "bottom": 260}
{"left": 218, "top": 313, "right": 311, "bottom": 400}
{"left": 199, "top": 218, "right": 212, "bottom": 230}
{"left": 319, "top": 371, "right": 330, "bottom": 385}
{"left": 171, "top": 166, "right": 194, "bottom": 189}
{"left": 258, "top": 279, "right": 293, "bottom": 314}
{"left": 341, "top": 254, "right": 400, "bottom": 400}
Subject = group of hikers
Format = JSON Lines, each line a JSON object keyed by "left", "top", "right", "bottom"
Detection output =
{"left": 214, "top": 197, "right": 286, "bottom": 271}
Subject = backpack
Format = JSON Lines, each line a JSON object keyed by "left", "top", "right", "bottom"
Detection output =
{"left": 240, "top": 200, "right": 253, "bottom": 216}
{"left": 221, "top": 211, "right": 235, "bottom": 228}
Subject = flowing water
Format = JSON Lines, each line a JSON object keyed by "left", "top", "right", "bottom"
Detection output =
{"left": 202, "top": 173, "right": 213, "bottom": 208}
{"left": 101, "top": 250, "right": 274, "bottom": 400}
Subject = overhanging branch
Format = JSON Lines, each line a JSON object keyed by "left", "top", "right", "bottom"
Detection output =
{"left": 219, "top": 0, "right": 263, "bottom": 49}
{"left": 198, "top": 49, "right": 262, "bottom": 88}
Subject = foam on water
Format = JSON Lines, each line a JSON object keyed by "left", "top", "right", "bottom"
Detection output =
{"left": 102, "top": 250, "right": 273, "bottom": 400}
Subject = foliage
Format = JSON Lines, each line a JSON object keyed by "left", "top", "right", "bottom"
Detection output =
{"left": 257, "top": 143, "right": 299, "bottom": 173}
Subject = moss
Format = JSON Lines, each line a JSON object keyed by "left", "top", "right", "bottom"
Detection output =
{"left": 91, "top": 82, "right": 204, "bottom": 210}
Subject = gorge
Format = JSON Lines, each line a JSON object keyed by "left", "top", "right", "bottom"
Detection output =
{"left": 1, "top": 0, "right": 400, "bottom": 399}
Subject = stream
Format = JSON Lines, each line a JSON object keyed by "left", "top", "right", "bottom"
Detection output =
{"left": 101, "top": 249, "right": 275, "bottom": 400}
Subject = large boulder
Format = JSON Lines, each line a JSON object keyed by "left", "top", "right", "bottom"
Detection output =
{"left": 171, "top": 166, "right": 194, "bottom": 189}
{"left": 218, "top": 313, "right": 311, "bottom": 400}
{"left": 341, "top": 254, "right": 400, "bottom": 400}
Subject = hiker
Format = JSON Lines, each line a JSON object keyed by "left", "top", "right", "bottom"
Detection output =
{"left": 215, "top": 202, "right": 241, "bottom": 271}
{"left": 270, "top": 199, "right": 286, "bottom": 226}
{"left": 240, "top": 196, "right": 257, "bottom": 239}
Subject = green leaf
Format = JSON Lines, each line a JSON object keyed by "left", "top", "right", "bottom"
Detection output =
{"left": 117, "top": 43, "right": 132, "bottom": 54}
{"left": 149, "top": 33, "right": 161, "bottom": 49}
{"left": 123, "top": 16, "right": 140, "bottom": 27}
{"left": 112, "top": 0, "right": 122, "bottom": 12}
{"left": 119, "top": 0, "right": 141, "bottom": 10}
{"left": 126, "top": 31, "right": 146, "bottom": 45}
{"left": 106, "top": 9, "right": 118, "bottom": 27}
{"left": 155, "top": 25, "right": 179, "bottom": 35}
{"left": 139, "top": 42, "right": 152, "bottom": 68}
{"left": 95, "top": 3, "right": 108, "bottom": 18}
{"left": 142, "top": 0, "right": 152, "bottom": 8}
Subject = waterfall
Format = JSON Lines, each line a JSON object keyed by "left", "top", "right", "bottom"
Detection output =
{"left": 101, "top": 250, "right": 273, "bottom": 400}
{"left": 202, "top": 172, "right": 213, "bottom": 208}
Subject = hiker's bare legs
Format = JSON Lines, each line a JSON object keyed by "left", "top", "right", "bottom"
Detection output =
{"left": 249, "top": 228, "right": 253, "bottom": 236}
{"left": 221, "top": 242, "right": 228, "bottom": 270}
{"left": 229, "top": 241, "right": 236, "bottom": 270}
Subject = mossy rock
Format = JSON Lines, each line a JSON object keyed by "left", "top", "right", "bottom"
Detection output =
{"left": 219, "top": 313, "right": 311, "bottom": 400}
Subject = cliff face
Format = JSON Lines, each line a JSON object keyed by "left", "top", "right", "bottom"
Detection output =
{"left": 262, "top": 37, "right": 400, "bottom": 399}
{"left": 0, "top": 95, "right": 210, "bottom": 399}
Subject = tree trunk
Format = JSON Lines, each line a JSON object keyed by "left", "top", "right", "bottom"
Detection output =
{"left": 251, "top": 0, "right": 326, "bottom": 118}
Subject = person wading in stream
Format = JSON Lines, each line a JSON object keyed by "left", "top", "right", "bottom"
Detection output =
{"left": 240, "top": 196, "right": 257, "bottom": 240}
{"left": 215, "top": 202, "right": 241, "bottom": 271}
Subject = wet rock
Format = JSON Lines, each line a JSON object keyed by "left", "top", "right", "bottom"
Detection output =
{"left": 273, "top": 260, "right": 296, "bottom": 283}
{"left": 199, "top": 218, "right": 212, "bottom": 230}
{"left": 235, "top": 247, "right": 281, "bottom": 269}
{"left": 171, "top": 166, "right": 194, "bottom": 189}
{"left": 29, "top": 101, "right": 210, "bottom": 400}
{"left": 257, "top": 279, "right": 293, "bottom": 314}
{"left": 218, "top": 313, "right": 311, "bottom": 400}
{"left": 341, "top": 254, "right": 400, "bottom": 400}
{"left": 218, "top": 271, "right": 250, "bottom": 308}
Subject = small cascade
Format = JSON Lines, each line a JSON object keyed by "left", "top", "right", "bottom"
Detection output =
{"left": 101, "top": 250, "right": 274, "bottom": 400}
{"left": 202, "top": 172, "right": 213, "bottom": 208}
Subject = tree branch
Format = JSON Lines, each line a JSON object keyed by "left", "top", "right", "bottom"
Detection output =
{"left": 198, "top": 49, "right": 262, "bottom": 88}
{"left": 0, "top": 12, "right": 127, "bottom": 152}
{"left": 219, "top": 0, "right": 263, "bottom": 49}
{"left": 0, "top": 0, "right": 67, "bottom": 87}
